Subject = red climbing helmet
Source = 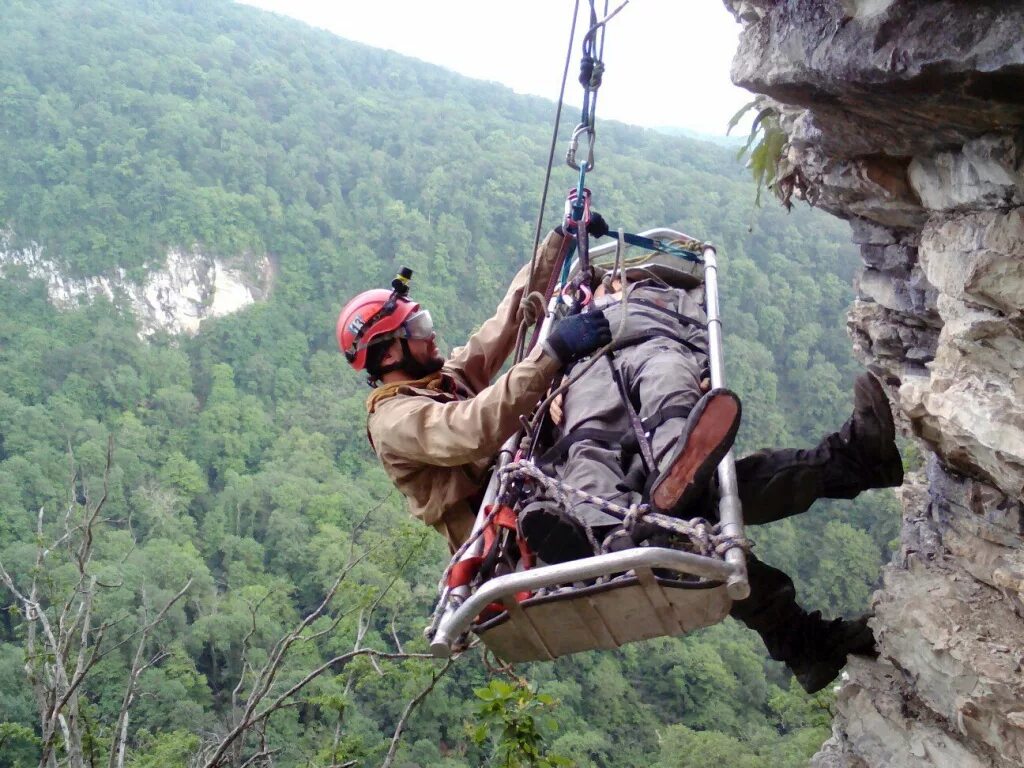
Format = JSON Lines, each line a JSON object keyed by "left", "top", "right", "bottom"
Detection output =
{"left": 337, "top": 289, "right": 420, "bottom": 370}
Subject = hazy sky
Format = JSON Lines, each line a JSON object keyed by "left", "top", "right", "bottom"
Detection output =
{"left": 237, "top": 1, "right": 753, "bottom": 135}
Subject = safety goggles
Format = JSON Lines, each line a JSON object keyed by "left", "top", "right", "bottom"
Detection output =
{"left": 399, "top": 309, "right": 434, "bottom": 340}
{"left": 360, "top": 310, "right": 435, "bottom": 356}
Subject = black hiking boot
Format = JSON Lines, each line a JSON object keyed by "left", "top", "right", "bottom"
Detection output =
{"left": 788, "top": 613, "right": 878, "bottom": 694}
{"left": 648, "top": 389, "right": 742, "bottom": 517}
{"left": 518, "top": 502, "right": 593, "bottom": 564}
{"left": 822, "top": 373, "right": 903, "bottom": 497}
{"left": 730, "top": 556, "right": 878, "bottom": 694}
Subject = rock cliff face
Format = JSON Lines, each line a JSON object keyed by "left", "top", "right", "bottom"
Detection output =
{"left": 0, "top": 230, "right": 273, "bottom": 336}
{"left": 724, "top": 1, "right": 1024, "bottom": 765}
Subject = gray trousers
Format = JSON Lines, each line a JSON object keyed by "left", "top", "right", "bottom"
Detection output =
{"left": 555, "top": 336, "right": 705, "bottom": 528}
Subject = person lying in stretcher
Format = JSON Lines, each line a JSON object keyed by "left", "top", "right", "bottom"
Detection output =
{"left": 519, "top": 264, "right": 903, "bottom": 692}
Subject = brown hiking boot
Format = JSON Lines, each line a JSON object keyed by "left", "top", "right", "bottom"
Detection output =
{"left": 823, "top": 373, "right": 903, "bottom": 496}
{"left": 648, "top": 389, "right": 742, "bottom": 517}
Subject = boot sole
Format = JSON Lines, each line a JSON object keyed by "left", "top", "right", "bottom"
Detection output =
{"left": 651, "top": 391, "right": 741, "bottom": 514}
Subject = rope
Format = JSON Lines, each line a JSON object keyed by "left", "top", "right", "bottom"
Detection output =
{"left": 504, "top": 461, "right": 751, "bottom": 560}
{"left": 519, "top": 291, "right": 547, "bottom": 326}
{"left": 524, "top": 270, "right": 646, "bottom": 440}
{"left": 519, "top": 0, "right": 634, "bottom": 366}
{"left": 519, "top": 0, "right": 583, "bottom": 366}
{"left": 427, "top": 456, "right": 751, "bottom": 634}
{"left": 513, "top": 289, "right": 550, "bottom": 362}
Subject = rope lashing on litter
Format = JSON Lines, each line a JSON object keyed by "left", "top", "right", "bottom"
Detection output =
{"left": 623, "top": 502, "right": 643, "bottom": 531}
{"left": 505, "top": 461, "right": 751, "bottom": 559}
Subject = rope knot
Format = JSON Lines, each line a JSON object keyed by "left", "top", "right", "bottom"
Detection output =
{"left": 713, "top": 536, "right": 752, "bottom": 556}
{"left": 623, "top": 504, "right": 644, "bottom": 532}
{"left": 578, "top": 55, "right": 595, "bottom": 88}
{"left": 519, "top": 290, "right": 546, "bottom": 326}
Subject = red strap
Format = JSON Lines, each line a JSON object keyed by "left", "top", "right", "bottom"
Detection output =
{"left": 493, "top": 504, "right": 518, "bottom": 531}
{"left": 448, "top": 557, "right": 482, "bottom": 589}
{"left": 482, "top": 519, "right": 498, "bottom": 554}
{"left": 448, "top": 504, "right": 508, "bottom": 590}
{"left": 525, "top": 233, "right": 575, "bottom": 354}
{"left": 450, "top": 505, "right": 537, "bottom": 616}
{"left": 517, "top": 535, "right": 536, "bottom": 571}
{"left": 498, "top": 505, "right": 535, "bottom": 599}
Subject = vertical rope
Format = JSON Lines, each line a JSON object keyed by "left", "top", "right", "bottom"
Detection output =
{"left": 518, "top": 0, "right": 583, "bottom": 364}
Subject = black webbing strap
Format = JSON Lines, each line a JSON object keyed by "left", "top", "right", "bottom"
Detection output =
{"left": 476, "top": 528, "right": 504, "bottom": 584}
{"left": 617, "top": 330, "right": 709, "bottom": 359}
{"left": 536, "top": 401, "right": 697, "bottom": 468}
{"left": 606, "top": 353, "right": 657, "bottom": 473}
{"left": 641, "top": 403, "right": 693, "bottom": 433}
{"left": 537, "top": 427, "right": 626, "bottom": 468}
{"left": 539, "top": 399, "right": 696, "bottom": 474}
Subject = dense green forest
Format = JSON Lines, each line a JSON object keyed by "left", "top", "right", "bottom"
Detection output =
{"left": 0, "top": 1, "right": 900, "bottom": 766}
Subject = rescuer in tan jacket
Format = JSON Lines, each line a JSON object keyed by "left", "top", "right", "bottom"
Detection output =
{"left": 336, "top": 227, "right": 612, "bottom": 549}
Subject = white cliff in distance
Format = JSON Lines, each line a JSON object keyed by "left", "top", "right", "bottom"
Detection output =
{"left": 0, "top": 231, "right": 272, "bottom": 336}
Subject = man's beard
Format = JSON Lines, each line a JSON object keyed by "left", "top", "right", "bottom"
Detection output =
{"left": 400, "top": 353, "right": 445, "bottom": 380}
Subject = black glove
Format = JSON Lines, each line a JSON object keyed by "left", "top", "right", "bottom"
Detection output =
{"left": 554, "top": 212, "right": 610, "bottom": 239}
{"left": 542, "top": 310, "right": 611, "bottom": 365}
{"left": 588, "top": 212, "right": 609, "bottom": 238}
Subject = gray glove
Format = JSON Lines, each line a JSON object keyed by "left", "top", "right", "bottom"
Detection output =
{"left": 543, "top": 310, "right": 611, "bottom": 365}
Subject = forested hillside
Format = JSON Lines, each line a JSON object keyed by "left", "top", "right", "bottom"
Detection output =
{"left": 0, "top": 1, "right": 899, "bottom": 766}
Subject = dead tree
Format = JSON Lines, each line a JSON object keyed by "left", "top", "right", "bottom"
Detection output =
{"left": 0, "top": 438, "right": 191, "bottom": 768}
{"left": 1, "top": 443, "right": 460, "bottom": 767}
{"left": 196, "top": 521, "right": 462, "bottom": 768}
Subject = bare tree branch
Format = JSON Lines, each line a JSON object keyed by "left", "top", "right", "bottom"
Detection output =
{"left": 108, "top": 578, "right": 193, "bottom": 768}
{"left": 203, "top": 649, "right": 437, "bottom": 768}
{"left": 380, "top": 656, "right": 456, "bottom": 768}
{"left": 389, "top": 615, "right": 404, "bottom": 655}
{"left": 232, "top": 588, "right": 277, "bottom": 717}
{"left": 237, "top": 743, "right": 279, "bottom": 768}
{"left": 197, "top": 509, "right": 433, "bottom": 768}
{"left": 0, "top": 436, "right": 196, "bottom": 768}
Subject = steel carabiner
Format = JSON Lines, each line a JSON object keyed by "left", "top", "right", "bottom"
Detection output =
{"left": 566, "top": 123, "right": 596, "bottom": 172}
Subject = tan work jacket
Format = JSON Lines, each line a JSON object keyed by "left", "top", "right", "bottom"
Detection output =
{"left": 366, "top": 231, "right": 566, "bottom": 549}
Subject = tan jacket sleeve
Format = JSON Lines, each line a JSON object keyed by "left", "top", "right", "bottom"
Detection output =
{"left": 446, "top": 230, "right": 567, "bottom": 393}
{"left": 368, "top": 345, "right": 560, "bottom": 468}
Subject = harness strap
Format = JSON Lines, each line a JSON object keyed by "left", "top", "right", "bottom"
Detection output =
{"left": 536, "top": 401, "right": 697, "bottom": 475}
{"left": 448, "top": 557, "right": 482, "bottom": 589}
{"left": 606, "top": 353, "right": 656, "bottom": 473}
{"left": 537, "top": 426, "right": 626, "bottom": 468}
{"left": 619, "top": 232, "right": 704, "bottom": 263}
{"left": 642, "top": 403, "right": 694, "bottom": 433}
{"left": 477, "top": 505, "right": 532, "bottom": 606}
{"left": 618, "top": 330, "right": 709, "bottom": 359}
